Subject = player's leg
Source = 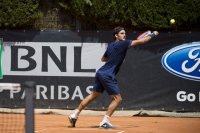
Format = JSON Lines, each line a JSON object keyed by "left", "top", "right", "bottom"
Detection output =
{"left": 106, "top": 94, "right": 122, "bottom": 117}
{"left": 98, "top": 75, "right": 122, "bottom": 128}
{"left": 68, "top": 76, "right": 104, "bottom": 127}
{"left": 99, "top": 94, "right": 122, "bottom": 128}
{"left": 68, "top": 91, "right": 101, "bottom": 127}
{"left": 76, "top": 91, "right": 101, "bottom": 116}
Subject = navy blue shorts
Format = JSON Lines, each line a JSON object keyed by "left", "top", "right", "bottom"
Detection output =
{"left": 93, "top": 73, "right": 120, "bottom": 95}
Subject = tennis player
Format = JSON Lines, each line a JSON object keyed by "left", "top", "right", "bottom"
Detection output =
{"left": 68, "top": 27, "right": 159, "bottom": 128}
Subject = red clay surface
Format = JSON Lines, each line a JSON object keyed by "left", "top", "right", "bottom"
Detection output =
{"left": 34, "top": 114, "right": 200, "bottom": 133}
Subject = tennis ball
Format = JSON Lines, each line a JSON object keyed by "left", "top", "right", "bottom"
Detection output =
{"left": 170, "top": 19, "right": 175, "bottom": 24}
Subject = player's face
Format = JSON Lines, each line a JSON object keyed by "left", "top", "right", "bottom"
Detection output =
{"left": 116, "top": 30, "right": 126, "bottom": 41}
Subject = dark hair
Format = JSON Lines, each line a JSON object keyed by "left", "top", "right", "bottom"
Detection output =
{"left": 113, "top": 27, "right": 124, "bottom": 40}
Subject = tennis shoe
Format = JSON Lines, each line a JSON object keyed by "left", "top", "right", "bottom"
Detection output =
{"left": 99, "top": 121, "right": 113, "bottom": 129}
{"left": 68, "top": 115, "right": 77, "bottom": 127}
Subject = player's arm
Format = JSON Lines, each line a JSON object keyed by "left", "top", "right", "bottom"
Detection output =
{"left": 101, "top": 47, "right": 109, "bottom": 62}
{"left": 101, "top": 56, "right": 108, "bottom": 62}
{"left": 130, "top": 31, "right": 159, "bottom": 47}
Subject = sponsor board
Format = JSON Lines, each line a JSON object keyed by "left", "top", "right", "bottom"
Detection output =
{"left": 3, "top": 42, "right": 107, "bottom": 77}
{"left": 162, "top": 42, "right": 200, "bottom": 81}
{"left": 0, "top": 84, "right": 93, "bottom": 100}
{"left": 1, "top": 31, "right": 200, "bottom": 111}
{"left": 177, "top": 91, "right": 200, "bottom": 102}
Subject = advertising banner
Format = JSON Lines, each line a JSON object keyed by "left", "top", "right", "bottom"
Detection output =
{"left": 0, "top": 30, "right": 199, "bottom": 111}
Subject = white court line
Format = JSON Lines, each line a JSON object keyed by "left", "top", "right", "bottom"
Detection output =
{"left": 34, "top": 121, "right": 125, "bottom": 133}
{"left": 67, "top": 129, "right": 119, "bottom": 131}
{"left": 35, "top": 128, "right": 48, "bottom": 132}
{"left": 64, "top": 128, "right": 125, "bottom": 133}
{"left": 35, "top": 121, "right": 66, "bottom": 124}
{"left": 35, "top": 127, "right": 125, "bottom": 133}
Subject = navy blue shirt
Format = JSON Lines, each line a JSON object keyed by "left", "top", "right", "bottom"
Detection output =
{"left": 97, "top": 40, "right": 132, "bottom": 76}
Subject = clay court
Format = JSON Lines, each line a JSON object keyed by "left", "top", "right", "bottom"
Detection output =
{"left": 34, "top": 114, "right": 200, "bottom": 133}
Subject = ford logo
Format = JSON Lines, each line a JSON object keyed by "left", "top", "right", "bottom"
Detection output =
{"left": 161, "top": 42, "right": 200, "bottom": 81}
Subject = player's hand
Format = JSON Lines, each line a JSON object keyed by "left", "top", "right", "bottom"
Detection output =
{"left": 152, "top": 31, "right": 159, "bottom": 35}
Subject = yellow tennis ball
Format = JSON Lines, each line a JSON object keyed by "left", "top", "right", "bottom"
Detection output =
{"left": 170, "top": 19, "right": 175, "bottom": 24}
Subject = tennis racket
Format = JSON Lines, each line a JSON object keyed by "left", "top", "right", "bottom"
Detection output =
{"left": 136, "top": 30, "right": 151, "bottom": 40}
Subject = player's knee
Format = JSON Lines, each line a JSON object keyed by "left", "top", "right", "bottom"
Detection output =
{"left": 112, "top": 95, "right": 122, "bottom": 103}
{"left": 117, "top": 96, "right": 122, "bottom": 103}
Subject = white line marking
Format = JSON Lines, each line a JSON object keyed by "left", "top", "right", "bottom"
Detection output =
{"left": 64, "top": 128, "right": 121, "bottom": 131}
{"left": 35, "top": 127, "right": 125, "bottom": 132}
{"left": 35, "top": 128, "right": 48, "bottom": 132}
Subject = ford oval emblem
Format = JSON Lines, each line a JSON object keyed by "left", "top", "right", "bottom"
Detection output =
{"left": 161, "top": 42, "right": 200, "bottom": 81}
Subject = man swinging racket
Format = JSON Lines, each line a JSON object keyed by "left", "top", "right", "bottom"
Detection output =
{"left": 68, "top": 27, "right": 159, "bottom": 129}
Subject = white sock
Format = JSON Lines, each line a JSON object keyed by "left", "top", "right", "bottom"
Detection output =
{"left": 102, "top": 115, "right": 110, "bottom": 123}
{"left": 70, "top": 109, "right": 80, "bottom": 119}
